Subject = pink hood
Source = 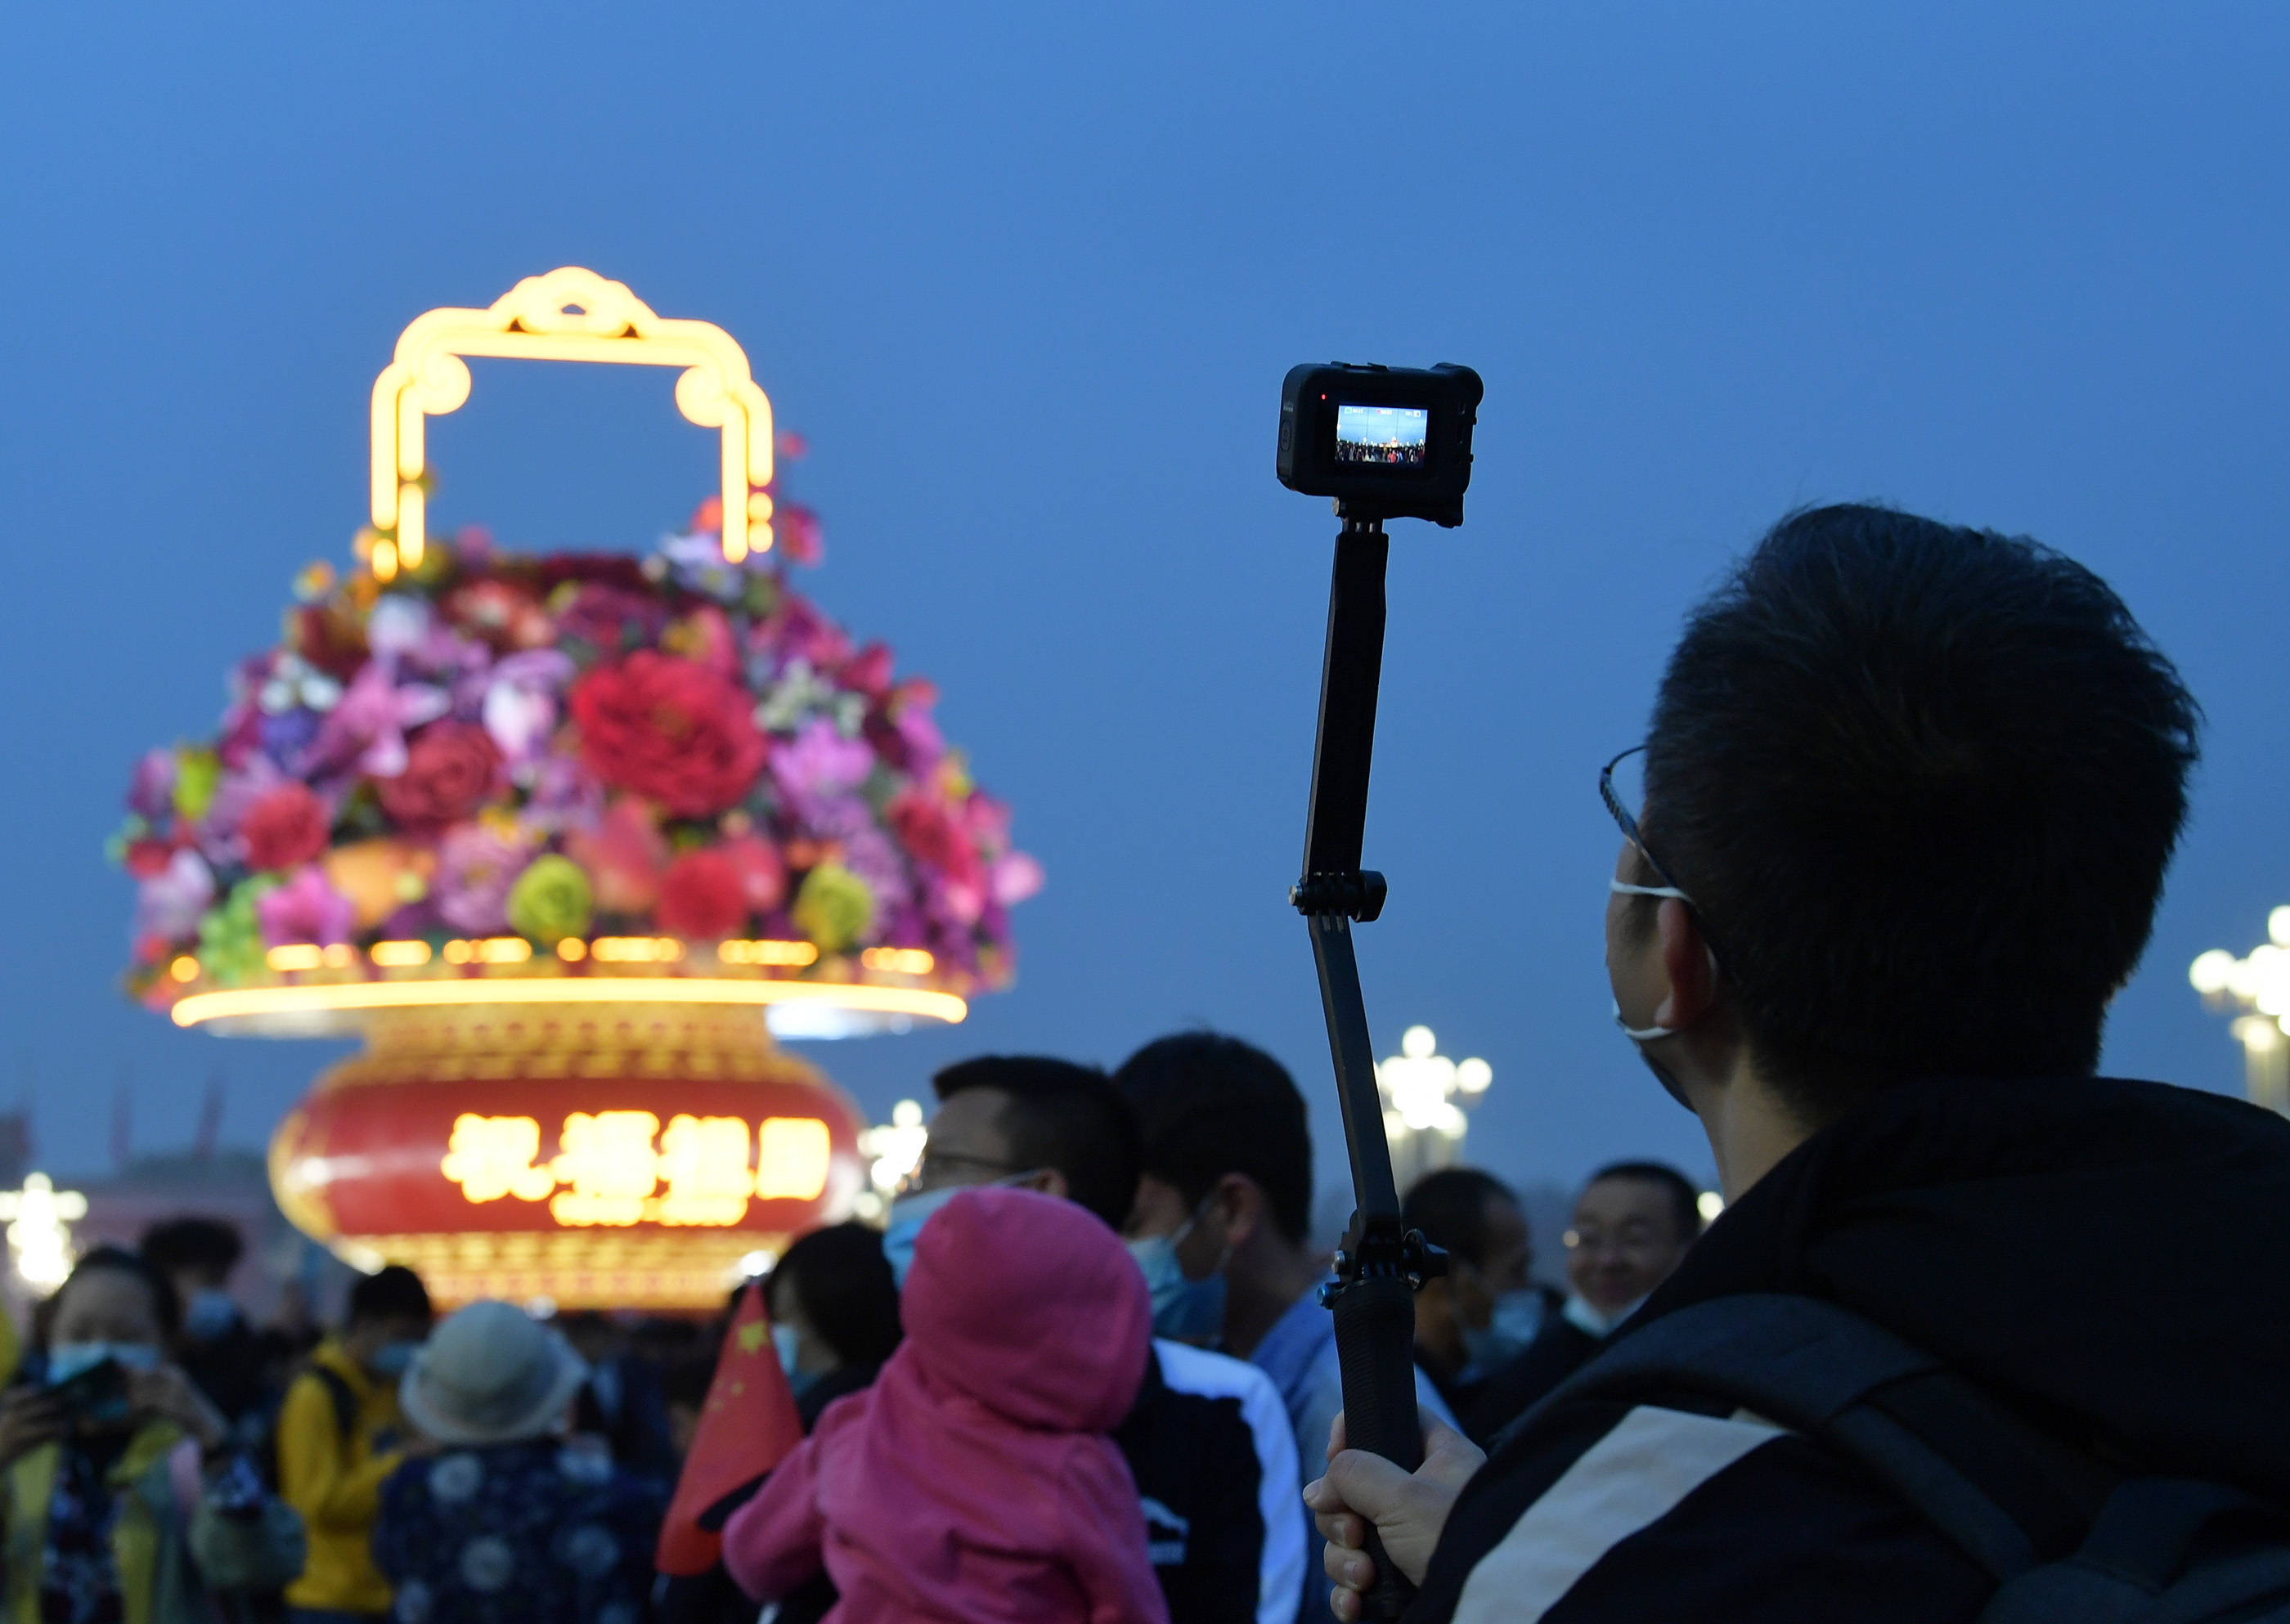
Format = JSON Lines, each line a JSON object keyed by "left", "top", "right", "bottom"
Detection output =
{"left": 722, "top": 1187, "right": 1166, "bottom": 1623}
{"left": 898, "top": 1186, "right": 1152, "bottom": 1430}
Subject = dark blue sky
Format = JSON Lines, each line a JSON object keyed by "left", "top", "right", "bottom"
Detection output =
{"left": 4, "top": 7, "right": 2287, "bottom": 1207}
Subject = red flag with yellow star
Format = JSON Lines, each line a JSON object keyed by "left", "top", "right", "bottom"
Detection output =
{"left": 655, "top": 1280, "right": 805, "bottom": 1575}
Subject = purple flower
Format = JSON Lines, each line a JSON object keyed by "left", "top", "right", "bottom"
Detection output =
{"left": 435, "top": 823, "right": 532, "bottom": 935}
{"left": 894, "top": 705, "right": 945, "bottom": 770}
{"left": 840, "top": 828, "right": 914, "bottom": 916}
{"left": 770, "top": 718, "right": 873, "bottom": 804}
{"left": 195, "top": 756, "right": 289, "bottom": 867}
{"left": 260, "top": 708, "right": 321, "bottom": 769}
{"left": 990, "top": 851, "right": 1044, "bottom": 907}
{"left": 305, "top": 663, "right": 450, "bottom": 780}
{"left": 481, "top": 650, "right": 577, "bottom": 767}
{"left": 128, "top": 751, "right": 177, "bottom": 820}
{"left": 133, "top": 850, "right": 214, "bottom": 940}
{"left": 255, "top": 866, "right": 355, "bottom": 947}
{"left": 519, "top": 751, "right": 602, "bottom": 836}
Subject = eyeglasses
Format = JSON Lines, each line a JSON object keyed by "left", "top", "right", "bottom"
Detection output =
{"left": 911, "top": 1150, "right": 1023, "bottom": 1191}
{"left": 1601, "top": 744, "right": 1726, "bottom": 965}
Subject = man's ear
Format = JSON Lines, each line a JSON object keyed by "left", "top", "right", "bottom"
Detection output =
{"left": 1654, "top": 895, "right": 1721, "bottom": 1030}
{"left": 1215, "top": 1173, "right": 1266, "bottom": 1250}
{"left": 1024, "top": 1167, "right": 1072, "bottom": 1204}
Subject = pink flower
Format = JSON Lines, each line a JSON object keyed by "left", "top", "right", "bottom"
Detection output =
{"left": 991, "top": 851, "right": 1044, "bottom": 907}
{"left": 128, "top": 751, "right": 177, "bottom": 820}
{"left": 256, "top": 866, "right": 355, "bottom": 947}
{"left": 434, "top": 823, "right": 532, "bottom": 935}
{"left": 563, "top": 798, "right": 669, "bottom": 914}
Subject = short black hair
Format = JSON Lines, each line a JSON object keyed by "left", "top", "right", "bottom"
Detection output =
{"left": 1112, "top": 1033, "right": 1312, "bottom": 1245}
{"left": 932, "top": 1056, "right": 1141, "bottom": 1228}
{"left": 56, "top": 1245, "right": 180, "bottom": 1341}
{"left": 1587, "top": 1160, "right": 1704, "bottom": 1244}
{"left": 1641, "top": 504, "right": 2199, "bottom": 1117}
{"left": 1402, "top": 1168, "right": 1520, "bottom": 1270}
{"left": 139, "top": 1217, "right": 242, "bottom": 1278}
{"left": 347, "top": 1265, "right": 432, "bottom": 1327}
{"left": 767, "top": 1222, "right": 902, "bottom": 1368}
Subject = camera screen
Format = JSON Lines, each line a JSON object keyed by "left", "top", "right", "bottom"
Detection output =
{"left": 1334, "top": 403, "right": 1430, "bottom": 469}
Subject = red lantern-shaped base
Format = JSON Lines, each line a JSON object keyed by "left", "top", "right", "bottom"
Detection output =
{"left": 268, "top": 1001, "right": 865, "bottom": 1309}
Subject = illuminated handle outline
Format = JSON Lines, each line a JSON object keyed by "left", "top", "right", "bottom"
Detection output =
{"left": 370, "top": 267, "right": 775, "bottom": 571}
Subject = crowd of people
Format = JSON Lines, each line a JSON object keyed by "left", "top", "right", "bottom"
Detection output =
{"left": 18, "top": 499, "right": 2290, "bottom": 1623}
{"left": 0, "top": 1044, "right": 1672, "bottom": 1624}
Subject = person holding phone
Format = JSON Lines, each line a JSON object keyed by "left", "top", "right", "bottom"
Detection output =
{"left": 0, "top": 1246, "right": 304, "bottom": 1624}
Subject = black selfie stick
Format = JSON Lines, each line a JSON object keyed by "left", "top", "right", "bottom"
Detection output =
{"left": 1292, "top": 510, "right": 1445, "bottom": 1622}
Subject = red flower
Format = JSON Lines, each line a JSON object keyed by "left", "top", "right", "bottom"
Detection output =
{"left": 240, "top": 783, "right": 333, "bottom": 871}
{"left": 569, "top": 653, "right": 766, "bottom": 818}
{"left": 657, "top": 849, "right": 750, "bottom": 938}
{"left": 375, "top": 721, "right": 502, "bottom": 833}
{"left": 887, "top": 790, "right": 981, "bottom": 889}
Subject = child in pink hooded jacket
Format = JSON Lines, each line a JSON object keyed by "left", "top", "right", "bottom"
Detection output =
{"left": 723, "top": 1185, "right": 1169, "bottom": 1624}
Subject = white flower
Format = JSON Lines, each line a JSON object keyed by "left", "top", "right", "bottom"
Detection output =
{"left": 427, "top": 1452, "right": 483, "bottom": 1503}
{"left": 394, "top": 1580, "right": 432, "bottom": 1624}
{"left": 557, "top": 1523, "right": 620, "bottom": 1577}
{"left": 458, "top": 1535, "right": 516, "bottom": 1593}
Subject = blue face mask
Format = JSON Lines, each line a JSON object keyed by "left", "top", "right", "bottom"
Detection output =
{"left": 1460, "top": 1288, "right": 1546, "bottom": 1375}
{"left": 770, "top": 1321, "right": 821, "bottom": 1402}
{"left": 1127, "top": 1203, "right": 1228, "bottom": 1344}
{"left": 366, "top": 1339, "right": 420, "bottom": 1378}
{"left": 882, "top": 1185, "right": 967, "bottom": 1290}
{"left": 47, "top": 1343, "right": 158, "bottom": 1386}
{"left": 183, "top": 1289, "right": 239, "bottom": 1344}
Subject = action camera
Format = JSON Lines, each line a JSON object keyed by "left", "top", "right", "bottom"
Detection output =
{"left": 1276, "top": 362, "right": 1483, "bottom": 527}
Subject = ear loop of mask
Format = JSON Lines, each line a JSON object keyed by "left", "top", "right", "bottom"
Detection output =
{"left": 1610, "top": 877, "right": 1696, "bottom": 1040}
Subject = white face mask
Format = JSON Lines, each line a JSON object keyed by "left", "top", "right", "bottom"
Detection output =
{"left": 1609, "top": 877, "right": 1696, "bottom": 1042}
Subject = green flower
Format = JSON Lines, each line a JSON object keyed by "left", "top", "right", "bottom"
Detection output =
{"left": 507, "top": 855, "right": 594, "bottom": 947}
{"left": 173, "top": 749, "right": 221, "bottom": 821}
{"left": 196, "top": 879, "right": 275, "bottom": 986}
{"left": 791, "top": 862, "right": 875, "bottom": 954}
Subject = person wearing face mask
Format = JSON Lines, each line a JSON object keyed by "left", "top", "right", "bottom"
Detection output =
{"left": 881, "top": 1055, "right": 1304, "bottom": 1624}
{"left": 1396, "top": 1170, "right": 1551, "bottom": 1438}
{"left": 140, "top": 1217, "right": 273, "bottom": 1435}
{"left": 0, "top": 1246, "right": 306, "bottom": 1624}
{"left": 1457, "top": 1162, "right": 1703, "bottom": 1445}
{"left": 275, "top": 1264, "right": 432, "bottom": 1624}
{"left": 1112, "top": 1032, "right": 1459, "bottom": 1624}
{"left": 765, "top": 1222, "right": 903, "bottom": 1432}
{"left": 1308, "top": 505, "right": 2290, "bottom": 1624}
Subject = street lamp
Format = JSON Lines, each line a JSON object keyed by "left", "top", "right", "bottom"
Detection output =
{"left": 1375, "top": 1025, "right": 1492, "bottom": 1192}
{"left": 2189, "top": 910, "right": 2290, "bottom": 1115}
{"left": 854, "top": 1099, "right": 928, "bottom": 1222}
{"left": 0, "top": 1173, "right": 88, "bottom": 1294}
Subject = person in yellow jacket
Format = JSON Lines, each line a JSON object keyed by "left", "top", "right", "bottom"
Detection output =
{"left": 0, "top": 1247, "right": 305, "bottom": 1624}
{"left": 276, "top": 1266, "right": 433, "bottom": 1624}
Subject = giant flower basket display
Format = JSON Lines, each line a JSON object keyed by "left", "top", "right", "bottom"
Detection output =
{"left": 109, "top": 270, "right": 1039, "bottom": 1308}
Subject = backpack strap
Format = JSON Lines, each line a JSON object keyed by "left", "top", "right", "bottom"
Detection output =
{"left": 308, "top": 1363, "right": 360, "bottom": 1443}
{"left": 1537, "top": 1294, "right": 2104, "bottom": 1582}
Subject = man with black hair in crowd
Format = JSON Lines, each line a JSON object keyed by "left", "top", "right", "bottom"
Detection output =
{"left": 1306, "top": 504, "right": 2290, "bottom": 1622}
{"left": 1397, "top": 1169, "right": 1548, "bottom": 1433}
{"left": 277, "top": 1263, "right": 433, "bottom": 1624}
{"left": 1455, "top": 1160, "right": 1701, "bottom": 1443}
{"left": 1112, "top": 1032, "right": 1459, "bottom": 1622}
{"left": 886, "top": 1055, "right": 1307, "bottom": 1624}
{"left": 141, "top": 1216, "right": 272, "bottom": 1430}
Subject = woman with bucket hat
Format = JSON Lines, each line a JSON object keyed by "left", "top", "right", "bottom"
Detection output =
{"left": 374, "top": 1301, "right": 664, "bottom": 1624}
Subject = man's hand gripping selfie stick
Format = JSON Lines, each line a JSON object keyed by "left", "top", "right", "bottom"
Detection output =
{"left": 1292, "top": 514, "right": 1448, "bottom": 1622}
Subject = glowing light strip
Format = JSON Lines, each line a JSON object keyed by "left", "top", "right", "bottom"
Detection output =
{"left": 370, "top": 268, "right": 773, "bottom": 568}
{"left": 171, "top": 977, "right": 967, "bottom": 1029}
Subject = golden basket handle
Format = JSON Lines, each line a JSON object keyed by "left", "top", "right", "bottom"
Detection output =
{"left": 369, "top": 267, "right": 775, "bottom": 575}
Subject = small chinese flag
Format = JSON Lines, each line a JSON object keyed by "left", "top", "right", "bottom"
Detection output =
{"left": 655, "top": 1281, "right": 806, "bottom": 1576}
